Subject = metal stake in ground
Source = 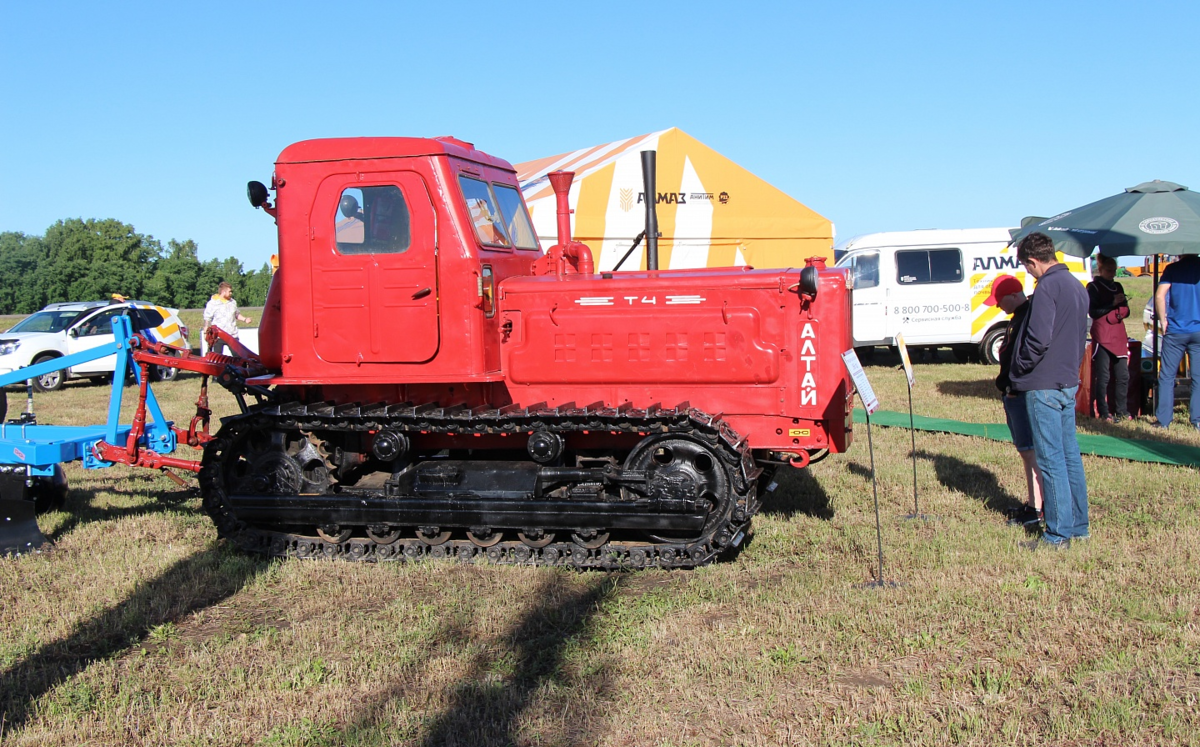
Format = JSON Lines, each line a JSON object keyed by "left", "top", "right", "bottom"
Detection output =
{"left": 864, "top": 408, "right": 888, "bottom": 586}
{"left": 895, "top": 333, "right": 928, "bottom": 521}
{"left": 841, "top": 350, "right": 896, "bottom": 588}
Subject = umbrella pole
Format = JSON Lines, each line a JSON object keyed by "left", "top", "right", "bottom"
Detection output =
{"left": 1153, "top": 254, "right": 1160, "bottom": 417}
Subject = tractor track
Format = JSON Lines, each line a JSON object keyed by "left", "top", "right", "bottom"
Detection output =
{"left": 199, "top": 400, "right": 763, "bottom": 570}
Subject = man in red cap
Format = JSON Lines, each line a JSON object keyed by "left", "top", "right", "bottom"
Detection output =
{"left": 989, "top": 274, "right": 1043, "bottom": 527}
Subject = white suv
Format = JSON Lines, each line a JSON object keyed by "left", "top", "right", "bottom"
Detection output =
{"left": 0, "top": 301, "right": 189, "bottom": 391}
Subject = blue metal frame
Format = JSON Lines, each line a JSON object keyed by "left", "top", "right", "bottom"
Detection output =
{"left": 0, "top": 316, "right": 176, "bottom": 471}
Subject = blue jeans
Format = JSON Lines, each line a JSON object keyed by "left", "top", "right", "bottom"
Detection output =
{"left": 1155, "top": 331, "right": 1200, "bottom": 426}
{"left": 1002, "top": 392, "right": 1033, "bottom": 451}
{"left": 1025, "top": 387, "right": 1089, "bottom": 544}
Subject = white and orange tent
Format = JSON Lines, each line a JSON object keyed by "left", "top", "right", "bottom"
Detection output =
{"left": 516, "top": 128, "right": 833, "bottom": 271}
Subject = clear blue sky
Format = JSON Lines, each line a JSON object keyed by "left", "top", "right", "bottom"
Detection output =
{"left": 2, "top": 0, "right": 1196, "bottom": 271}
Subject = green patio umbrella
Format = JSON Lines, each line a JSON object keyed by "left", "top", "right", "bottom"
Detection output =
{"left": 1009, "top": 180, "right": 1200, "bottom": 257}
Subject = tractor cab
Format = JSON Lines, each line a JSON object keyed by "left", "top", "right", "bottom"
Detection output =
{"left": 249, "top": 137, "right": 539, "bottom": 387}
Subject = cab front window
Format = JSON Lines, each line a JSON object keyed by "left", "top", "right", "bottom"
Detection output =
{"left": 492, "top": 184, "right": 539, "bottom": 250}
{"left": 458, "top": 176, "right": 512, "bottom": 248}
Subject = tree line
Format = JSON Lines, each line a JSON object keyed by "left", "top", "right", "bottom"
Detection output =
{"left": 0, "top": 218, "right": 272, "bottom": 315}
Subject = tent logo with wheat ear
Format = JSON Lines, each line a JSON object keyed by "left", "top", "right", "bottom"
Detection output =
{"left": 619, "top": 188, "right": 634, "bottom": 212}
{"left": 1139, "top": 217, "right": 1180, "bottom": 235}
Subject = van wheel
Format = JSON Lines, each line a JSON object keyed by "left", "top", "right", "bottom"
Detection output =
{"left": 151, "top": 351, "right": 179, "bottom": 382}
{"left": 31, "top": 354, "right": 65, "bottom": 392}
{"left": 981, "top": 328, "right": 1007, "bottom": 365}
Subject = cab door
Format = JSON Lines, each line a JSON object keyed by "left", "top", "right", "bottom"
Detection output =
{"left": 837, "top": 251, "right": 887, "bottom": 346}
{"left": 310, "top": 172, "right": 439, "bottom": 364}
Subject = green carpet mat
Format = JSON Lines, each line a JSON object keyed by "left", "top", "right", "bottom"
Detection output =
{"left": 853, "top": 409, "right": 1200, "bottom": 468}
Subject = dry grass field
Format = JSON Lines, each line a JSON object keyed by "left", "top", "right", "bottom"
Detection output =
{"left": 3, "top": 282, "right": 1200, "bottom": 746}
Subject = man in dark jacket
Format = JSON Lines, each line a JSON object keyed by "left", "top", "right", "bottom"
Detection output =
{"left": 1009, "top": 233, "right": 1090, "bottom": 548}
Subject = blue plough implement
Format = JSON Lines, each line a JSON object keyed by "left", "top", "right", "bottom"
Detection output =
{"left": 0, "top": 316, "right": 267, "bottom": 555}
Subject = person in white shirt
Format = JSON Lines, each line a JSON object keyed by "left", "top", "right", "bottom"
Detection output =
{"left": 202, "top": 282, "right": 252, "bottom": 354}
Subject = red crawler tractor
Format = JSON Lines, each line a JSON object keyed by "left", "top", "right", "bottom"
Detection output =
{"left": 0, "top": 136, "right": 857, "bottom": 567}
{"left": 202, "top": 136, "right": 856, "bottom": 568}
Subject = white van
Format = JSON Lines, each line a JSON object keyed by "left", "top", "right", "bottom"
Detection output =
{"left": 835, "top": 228, "right": 1091, "bottom": 363}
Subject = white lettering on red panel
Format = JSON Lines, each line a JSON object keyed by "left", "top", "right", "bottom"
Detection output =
{"left": 800, "top": 321, "right": 818, "bottom": 407}
{"left": 575, "top": 295, "right": 706, "bottom": 306}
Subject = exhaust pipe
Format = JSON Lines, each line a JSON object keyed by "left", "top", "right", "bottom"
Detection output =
{"left": 640, "top": 151, "right": 659, "bottom": 270}
{"left": 548, "top": 170, "right": 575, "bottom": 247}
{"left": 536, "top": 170, "right": 594, "bottom": 276}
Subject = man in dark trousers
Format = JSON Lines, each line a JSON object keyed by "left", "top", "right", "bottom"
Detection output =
{"left": 1087, "top": 255, "right": 1131, "bottom": 421}
{"left": 1009, "top": 233, "right": 1090, "bottom": 548}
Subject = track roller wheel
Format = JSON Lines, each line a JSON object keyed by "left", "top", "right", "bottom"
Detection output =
{"left": 366, "top": 525, "right": 401, "bottom": 544}
{"left": 417, "top": 526, "right": 451, "bottom": 545}
{"left": 518, "top": 529, "right": 555, "bottom": 548}
{"left": 317, "top": 525, "right": 351, "bottom": 544}
{"left": 467, "top": 527, "right": 503, "bottom": 547}
{"left": 571, "top": 529, "right": 609, "bottom": 549}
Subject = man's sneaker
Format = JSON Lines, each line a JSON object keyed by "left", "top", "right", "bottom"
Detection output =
{"left": 1006, "top": 505, "right": 1041, "bottom": 526}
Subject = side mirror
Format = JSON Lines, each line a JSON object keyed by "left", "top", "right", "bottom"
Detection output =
{"left": 68, "top": 328, "right": 78, "bottom": 338}
{"left": 247, "top": 181, "right": 270, "bottom": 208}
{"left": 799, "top": 266, "right": 819, "bottom": 298}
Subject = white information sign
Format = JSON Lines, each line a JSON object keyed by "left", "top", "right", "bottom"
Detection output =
{"left": 895, "top": 332, "right": 915, "bottom": 389}
{"left": 841, "top": 349, "right": 880, "bottom": 414}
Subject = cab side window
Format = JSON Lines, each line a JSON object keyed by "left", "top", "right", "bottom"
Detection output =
{"left": 335, "top": 186, "right": 411, "bottom": 255}
{"left": 897, "top": 249, "right": 963, "bottom": 285}
{"left": 77, "top": 308, "right": 124, "bottom": 337}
